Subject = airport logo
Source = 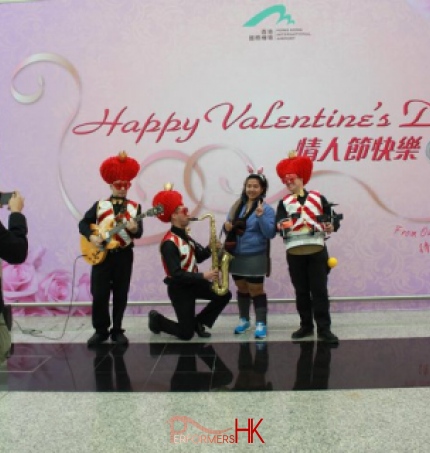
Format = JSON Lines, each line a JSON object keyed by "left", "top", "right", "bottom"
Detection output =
{"left": 243, "top": 3, "right": 311, "bottom": 42}
{"left": 244, "top": 4, "right": 295, "bottom": 27}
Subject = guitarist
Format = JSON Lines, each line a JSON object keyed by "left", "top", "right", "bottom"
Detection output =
{"left": 79, "top": 151, "right": 143, "bottom": 347}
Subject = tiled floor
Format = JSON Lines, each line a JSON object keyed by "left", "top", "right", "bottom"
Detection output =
{"left": 1, "top": 310, "right": 430, "bottom": 452}
{"left": 4, "top": 338, "right": 430, "bottom": 392}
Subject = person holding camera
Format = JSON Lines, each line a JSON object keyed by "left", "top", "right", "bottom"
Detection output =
{"left": 275, "top": 152, "right": 341, "bottom": 344}
{"left": 224, "top": 166, "right": 276, "bottom": 339}
{"left": 0, "top": 191, "right": 28, "bottom": 330}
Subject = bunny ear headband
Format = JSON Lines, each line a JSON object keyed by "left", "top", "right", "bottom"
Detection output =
{"left": 246, "top": 164, "right": 266, "bottom": 180}
{"left": 246, "top": 164, "right": 263, "bottom": 174}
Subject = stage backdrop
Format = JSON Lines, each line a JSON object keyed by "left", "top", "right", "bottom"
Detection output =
{"left": 1, "top": 0, "right": 430, "bottom": 315}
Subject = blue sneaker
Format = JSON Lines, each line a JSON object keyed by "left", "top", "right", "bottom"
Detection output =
{"left": 255, "top": 322, "right": 267, "bottom": 339}
{"left": 234, "top": 318, "right": 251, "bottom": 334}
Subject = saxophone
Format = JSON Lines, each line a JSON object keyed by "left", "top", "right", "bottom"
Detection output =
{"left": 198, "top": 213, "right": 233, "bottom": 296}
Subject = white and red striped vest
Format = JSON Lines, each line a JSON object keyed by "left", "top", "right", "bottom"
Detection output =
{"left": 282, "top": 190, "right": 324, "bottom": 233}
{"left": 97, "top": 200, "right": 138, "bottom": 247}
{"left": 161, "top": 231, "right": 198, "bottom": 276}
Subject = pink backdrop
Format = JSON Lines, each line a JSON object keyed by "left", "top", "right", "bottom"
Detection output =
{"left": 1, "top": 0, "right": 430, "bottom": 314}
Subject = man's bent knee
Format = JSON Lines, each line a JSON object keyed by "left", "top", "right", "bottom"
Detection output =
{"left": 178, "top": 329, "right": 194, "bottom": 341}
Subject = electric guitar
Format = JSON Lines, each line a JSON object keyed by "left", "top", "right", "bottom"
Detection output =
{"left": 80, "top": 204, "right": 163, "bottom": 266}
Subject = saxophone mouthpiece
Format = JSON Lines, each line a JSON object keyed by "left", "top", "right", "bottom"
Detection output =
{"left": 188, "top": 217, "right": 199, "bottom": 221}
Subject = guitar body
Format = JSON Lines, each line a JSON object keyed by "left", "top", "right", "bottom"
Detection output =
{"left": 80, "top": 219, "right": 122, "bottom": 266}
{"left": 80, "top": 235, "right": 108, "bottom": 266}
{"left": 79, "top": 204, "right": 164, "bottom": 266}
{"left": 90, "top": 220, "right": 121, "bottom": 250}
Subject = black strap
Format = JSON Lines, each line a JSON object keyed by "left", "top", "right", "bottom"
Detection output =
{"left": 231, "top": 199, "right": 258, "bottom": 224}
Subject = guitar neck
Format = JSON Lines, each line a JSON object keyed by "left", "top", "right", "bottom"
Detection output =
{"left": 109, "top": 212, "right": 146, "bottom": 237}
{"left": 104, "top": 205, "right": 162, "bottom": 240}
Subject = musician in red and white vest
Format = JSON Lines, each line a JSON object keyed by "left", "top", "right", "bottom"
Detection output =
{"left": 276, "top": 152, "right": 341, "bottom": 344}
{"left": 148, "top": 184, "right": 231, "bottom": 340}
{"left": 79, "top": 151, "right": 143, "bottom": 347}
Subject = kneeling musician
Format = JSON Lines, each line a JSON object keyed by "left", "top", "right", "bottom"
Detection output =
{"left": 148, "top": 183, "right": 231, "bottom": 341}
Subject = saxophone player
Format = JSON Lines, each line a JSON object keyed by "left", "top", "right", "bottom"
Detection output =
{"left": 148, "top": 184, "right": 231, "bottom": 340}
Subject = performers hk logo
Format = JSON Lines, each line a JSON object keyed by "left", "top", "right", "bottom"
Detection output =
{"left": 167, "top": 415, "right": 265, "bottom": 445}
{"left": 243, "top": 3, "right": 311, "bottom": 42}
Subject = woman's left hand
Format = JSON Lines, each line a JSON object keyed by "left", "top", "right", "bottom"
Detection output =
{"left": 255, "top": 199, "right": 264, "bottom": 217}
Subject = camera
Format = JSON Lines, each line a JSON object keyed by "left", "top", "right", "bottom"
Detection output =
{"left": 0, "top": 192, "right": 14, "bottom": 206}
{"left": 315, "top": 201, "right": 343, "bottom": 225}
{"left": 316, "top": 212, "right": 344, "bottom": 223}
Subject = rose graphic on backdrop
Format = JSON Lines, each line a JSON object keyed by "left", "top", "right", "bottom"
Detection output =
{"left": 1, "top": 245, "right": 91, "bottom": 316}
{"left": 2, "top": 245, "right": 45, "bottom": 303}
{"left": 37, "top": 270, "right": 73, "bottom": 303}
{"left": 75, "top": 274, "right": 91, "bottom": 302}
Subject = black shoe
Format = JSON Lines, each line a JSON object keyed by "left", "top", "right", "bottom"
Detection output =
{"left": 110, "top": 331, "right": 129, "bottom": 345}
{"left": 148, "top": 310, "right": 161, "bottom": 334}
{"left": 3, "top": 305, "right": 12, "bottom": 332}
{"left": 291, "top": 326, "right": 314, "bottom": 339}
{"left": 318, "top": 330, "right": 339, "bottom": 344}
{"left": 195, "top": 322, "right": 211, "bottom": 338}
{"left": 87, "top": 332, "right": 110, "bottom": 347}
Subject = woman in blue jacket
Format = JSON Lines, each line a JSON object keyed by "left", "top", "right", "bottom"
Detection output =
{"left": 224, "top": 167, "right": 276, "bottom": 339}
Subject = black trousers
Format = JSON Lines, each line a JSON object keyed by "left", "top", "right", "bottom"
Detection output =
{"left": 0, "top": 278, "right": 5, "bottom": 314}
{"left": 157, "top": 279, "right": 231, "bottom": 340}
{"left": 286, "top": 246, "right": 331, "bottom": 332}
{"left": 90, "top": 247, "right": 133, "bottom": 334}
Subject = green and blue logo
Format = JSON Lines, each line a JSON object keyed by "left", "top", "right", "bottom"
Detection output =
{"left": 244, "top": 4, "right": 295, "bottom": 27}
